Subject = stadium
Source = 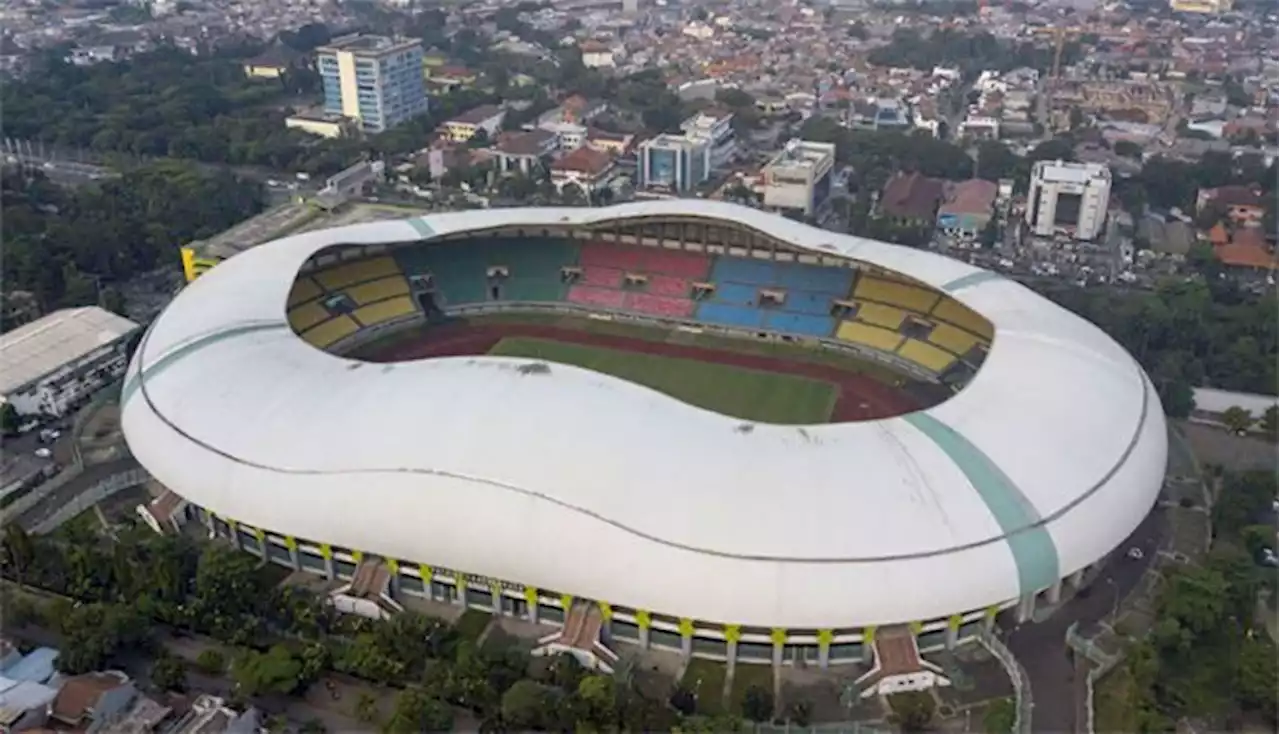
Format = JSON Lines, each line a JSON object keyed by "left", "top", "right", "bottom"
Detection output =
{"left": 121, "top": 200, "right": 1167, "bottom": 671}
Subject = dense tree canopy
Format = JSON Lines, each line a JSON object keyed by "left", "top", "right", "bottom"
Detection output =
{"left": 867, "top": 28, "right": 1081, "bottom": 78}
{"left": 1, "top": 163, "right": 263, "bottom": 327}
{"left": 0, "top": 49, "right": 342, "bottom": 172}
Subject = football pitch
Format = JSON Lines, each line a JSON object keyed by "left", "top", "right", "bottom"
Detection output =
{"left": 487, "top": 336, "right": 839, "bottom": 424}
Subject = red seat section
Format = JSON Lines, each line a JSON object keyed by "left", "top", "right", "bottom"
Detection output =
{"left": 568, "top": 286, "right": 627, "bottom": 309}
{"left": 580, "top": 242, "right": 646, "bottom": 271}
{"left": 580, "top": 242, "right": 711, "bottom": 279}
{"left": 580, "top": 266, "right": 623, "bottom": 288}
{"left": 625, "top": 293, "right": 696, "bottom": 318}
{"left": 645, "top": 248, "right": 711, "bottom": 279}
{"left": 648, "top": 274, "right": 690, "bottom": 298}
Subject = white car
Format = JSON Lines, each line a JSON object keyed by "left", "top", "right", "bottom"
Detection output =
{"left": 1127, "top": 547, "right": 1144, "bottom": 560}
{"left": 34, "top": 448, "right": 52, "bottom": 459}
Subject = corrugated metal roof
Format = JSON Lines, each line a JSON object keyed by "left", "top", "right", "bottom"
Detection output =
{"left": 0, "top": 307, "right": 139, "bottom": 395}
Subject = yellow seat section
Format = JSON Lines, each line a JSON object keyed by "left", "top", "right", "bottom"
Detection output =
{"left": 354, "top": 296, "right": 416, "bottom": 327}
{"left": 932, "top": 297, "right": 993, "bottom": 339}
{"left": 288, "top": 301, "right": 330, "bottom": 332}
{"left": 346, "top": 276, "right": 411, "bottom": 306}
{"left": 928, "top": 322, "right": 980, "bottom": 355}
{"left": 854, "top": 276, "right": 940, "bottom": 313}
{"left": 315, "top": 257, "right": 401, "bottom": 291}
{"left": 898, "top": 339, "right": 956, "bottom": 372}
{"left": 302, "top": 315, "right": 359, "bottom": 348}
{"left": 288, "top": 277, "right": 322, "bottom": 307}
{"left": 855, "top": 301, "right": 906, "bottom": 330}
{"left": 836, "top": 321, "right": 905, "bottom": 352}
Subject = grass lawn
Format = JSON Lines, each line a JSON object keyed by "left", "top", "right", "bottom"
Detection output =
{"left": 726, "top": 662, "right": 774, "bottom": 718}
{"left": 487, "top": 336, "right": 838, "bottom": 424}
{"left": 679, "top": 658, "right": 728, "bottom": 716}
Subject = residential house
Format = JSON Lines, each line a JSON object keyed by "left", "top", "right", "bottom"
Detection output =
{"left": 1196, "top": 185, "right": 1266, "bottom": 227}
{"left": 167, "top": 695, "right": 261, "bottom": 734}
{"left": 427, "top": 66, "right": 479, "bottom": 92}
{"left": 586, "top": 129, "right": 635, "bottom": 157}
{"left": 580, "top": 41, "right": 617, "bottom": 69}
{"left": 242, "top": 46, "right": 299, "bottom": 79}
{"left": 936, "top": 179, "right": 998, "bottom": 236}
{"left": 550, "top": 146, "right": 616, "bottom": 196}
{"left": 48, "top": 672, "right": 136, "bottom": 730}
{"left": 880, "top": 172, "right": 945, "bottom": 225}
{"left": 441, "top": 105, "right": 506, "bottom": 144}
{"left": 493, "top": 130, "right": 558, "bottom": 176}
{"left": 1213, "top": 227, "right": 1277, "bottom": 280}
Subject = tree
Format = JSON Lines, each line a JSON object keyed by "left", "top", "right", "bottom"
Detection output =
{"left": 576, "top": 674, "right": 618, "bottom": 729}
{"left": 232, "top": 645, "right": 304, "bottom": 698}
{"left": 196, "top": 648, "right": 227, "bottom": 675}
{"left": 1236, "top": 636, "right": 1279, "bottom": 724}
{"left": 384, "top": 686, "right": 454, "bottom": 733}
{"left": 887, "top": 691, "right": 936, "bottom": 732}
{"left": 501, "top": 679, "right": 559, "bottom": 730}
{"left": 1260, "top": 405, "right": 1278, "bottom": 440}
{"left": 0, "top": 403, "right": 20, "bottom": 435}
{"left": 354, "top": 691, "right": 381, "bottom": 725}
{"left": 2, "top": 524, "right": 36, "bottom": 582}
{"left": 983, "top": 697, "right": 1016, "bottom": 733}
{"left": 741, "top": 684, "right": 774, "bottom": 723}
{"left": 1220, "top": 405, "right": 1254, "bottom": 434}
{"left": 1113, "top": 140, "right": 1143, "bottom": 159}
{"left": 151, "top": 653, "right": 187, "bottom": 692}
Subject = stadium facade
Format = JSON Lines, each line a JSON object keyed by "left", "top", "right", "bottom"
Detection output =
{"left": 122, "top": 201, "right": 1167, "bottom": 667}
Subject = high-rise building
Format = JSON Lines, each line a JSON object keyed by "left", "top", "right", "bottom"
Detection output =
{"left": 316, "top": 35, "right": 429, "bottom": 134}
{"left": 638, "top": 135, "right": 710, "bottom": 193}
{"left": 761, "top": 139, "right": 836, "bottom": 216}
{"left": 1025, "top": 160, "right": 1111, "bottom": 241}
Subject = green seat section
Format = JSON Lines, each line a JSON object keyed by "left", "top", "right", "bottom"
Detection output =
{"left": 393, "top": 237, "right": 580, "bottom": 307}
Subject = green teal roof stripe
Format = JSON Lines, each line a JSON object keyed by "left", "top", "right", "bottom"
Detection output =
{"left": 407, "top": 218, "right": 434, "bottom": 238}
{"left": 121, "top": 322, "right": 290, "bottom": 407}
{"left": 903, "top": 413, "right": 1060, "bottom": 596}
{"left": 941, "top": 271, "right": 1001, "bottom": 293}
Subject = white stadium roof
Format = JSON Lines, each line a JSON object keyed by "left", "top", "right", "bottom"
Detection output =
{"left": 120, "top": 201, "right": 1167, "bottom": 629}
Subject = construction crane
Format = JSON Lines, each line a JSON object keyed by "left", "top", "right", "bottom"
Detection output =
{"left": 1030, "top": 25, "right": 1085, "bottom": 83}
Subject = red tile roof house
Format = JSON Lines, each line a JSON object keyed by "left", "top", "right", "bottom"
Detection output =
{"left": 879, "top": 172, "right": 946, "bottom": 225}
{"left": 1196, "top": 185, "right": 1265, "bottom": 227}
{"left": 936, "top": 179, "right": 999, "bottom": 236}
{"left": 48, "top": 672, "right": 136, "bottom": 730}
{"left": 549, "top": 146, "right": 616, "bottom": 196}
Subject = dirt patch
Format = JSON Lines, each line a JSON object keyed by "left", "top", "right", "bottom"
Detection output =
{"left": 1177, "top": 421, "right": 1277, "bottom": 472}
{"left": 355, "top": 322, "right": 920, "bottom": 422}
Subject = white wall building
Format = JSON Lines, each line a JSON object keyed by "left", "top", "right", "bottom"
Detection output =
{"left": 1026, "top": 160, "right": 1112, "bottom": 241}
{"left": 680, "top": 110, "right": 737, "bottom": 169}
{"left": 761, "top": 139, "right": 837, "bottom": 216}
{"left": 0, "top": 307, "right": 139, "bottom": 418}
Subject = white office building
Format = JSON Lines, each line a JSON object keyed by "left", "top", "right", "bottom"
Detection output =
{"left": 1025, "top": 160, "right": 1111, "bottom": 241}
{"left": 761, "top": 139, "right": 837, "bottom": 216}
{"left": 0, "top": 307, "right": 140, "bottom": 418}
{"left": 680, "top": 110, "right": 737, "bottom": 170}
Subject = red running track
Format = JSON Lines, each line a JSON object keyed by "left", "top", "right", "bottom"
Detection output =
{"left": 357, "top": 322, "right": 921, "bottom": 422}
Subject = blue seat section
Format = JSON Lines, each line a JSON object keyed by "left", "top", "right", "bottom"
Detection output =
{"left": 714, "top": 282, "right": 760, "bottom": 307}
{"left": 776, "top": 263, "right": 856, "bottom": 295}
{"left": 696, "top": 302, "right": 765, "bottom": 329}
{"left": 763, "top": 311, "right": 836, "bottom": 337}
{"left": 784, "top": 290, "right": 833, "bottom": 317}
{"left": 709, "top": 257, "right": 777, "bottom": 285}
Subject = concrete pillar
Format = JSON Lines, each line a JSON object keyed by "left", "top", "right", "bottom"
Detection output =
{"left": 862, "top": 628, "right": 875, "bottom": 663}
{"left": 638, "top": 625, "right": 650, "bottom": 650}
{"left": 727, "top": 640, "right": 739, "bottom": 666}
{"left": 818, "top": 643, "right": 830, "bottom": 670}
{"left": 288, "top": 547, "right": 300, "bottom": 571}
{"left": 1070, "top": 567, "right": 1086, "bottom": 588}
{"left": 491, "top": 588, "right": 503, "bottom": 616}
{"left": 771, "top": 642, "right": 783, "bottom": 669}
{"left": 203, "top": 510, "right": 215, "bottom": 535}
{"left": 1015, "top": 594, "right": 1035, "bottom": 623}
{"left": 527, "top": 599, "right": 540, "bottom": 625}
{"left": 323, "top": 556, "right": 335, "bottom": 580}
{"left": 681, "top": 634, "right": 693, "bottom": 660}
{"left": 456, "top": 579, "right": 469, "bottom": 607}
{"left": 945, "top": 624, "right": 959, "bottom": 650}
{"left": 1046, "top": 578, "right": 1064, "bottom": 604}
{"left": 984, "top": 610, "right": 997, "bottom": 633}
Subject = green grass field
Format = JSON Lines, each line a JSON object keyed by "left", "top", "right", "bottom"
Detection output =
{"left": 487, "top": 337, "right": 838, "bottom": 424}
